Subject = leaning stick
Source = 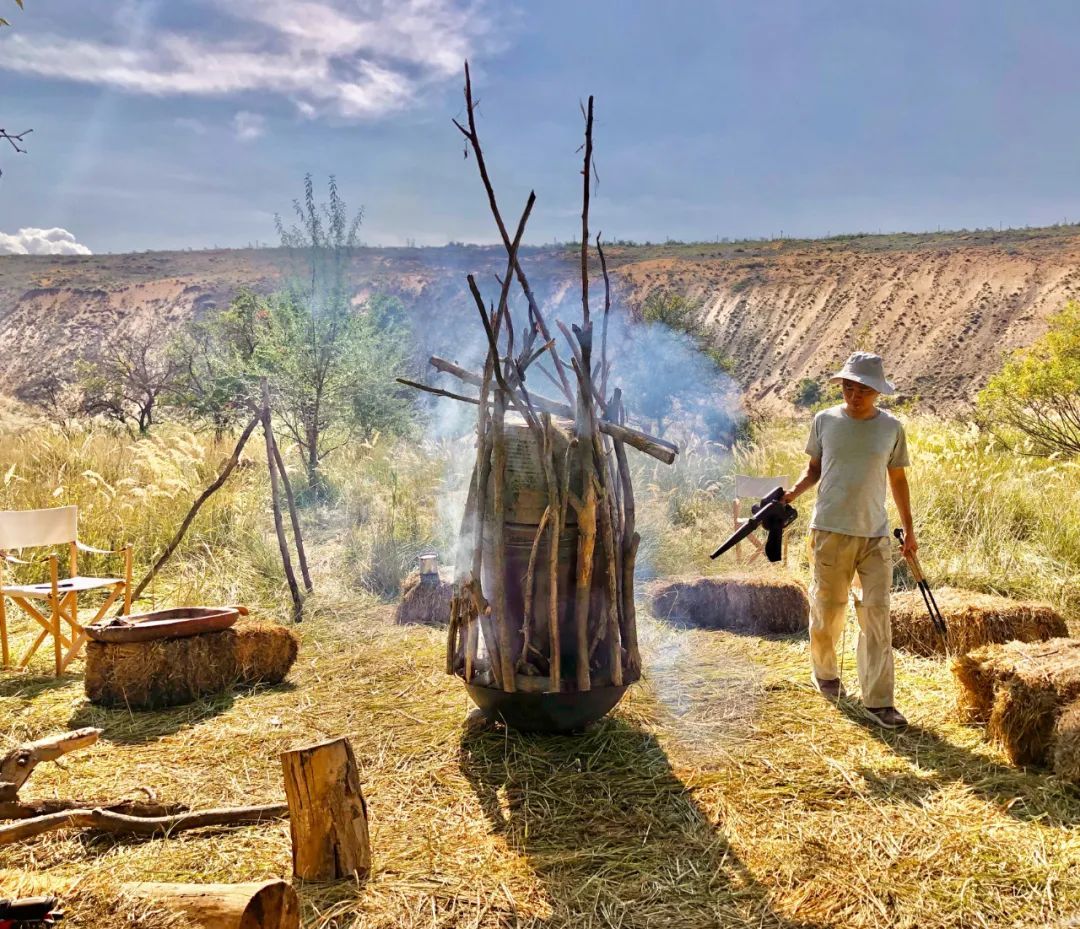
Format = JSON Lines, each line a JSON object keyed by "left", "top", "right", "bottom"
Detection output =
{"left": 261, "top": 381, "right": 303, "bottom": 623}
{"left": 428, "top": 357, "right": 677, "bottom": 464}
{"left": 571, "top": 474, "right": 597, "bottom": 692}
{"left": 519, "top": 506, "right": 551, "bottom": 667}
{"left": 130, "top": 415, "right": 260, "bottom": 603}
{"left": 269, "top": 430, "right": 312, "bottom": 594}
{"left": 0, "top": 803, "right": 288, "bottom": 845}
{"left": 593, "top": 474, "right": 622, "bottom": 686}
{"left": 543, "top": 416, "right": 562, "bottom": 691}
{"left": 490, "top": 392, "right": 516, "bottom": 692}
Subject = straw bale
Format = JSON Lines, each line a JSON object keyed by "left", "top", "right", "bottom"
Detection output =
{"left": 648, "top": 574, "right": 808, "bottom": 635}
{"left": 394, "top": 569, "right": 453, "bottom": 626}
{"left": 891, "top": 587, "right": 1066, "bottom": 658}
{"left": 951, "top": 638, "right": 1080, "bottom": 766}
{"left": 85, "top": 623, "right": 299, "bottom": 709}
{"left": 233, "top": 622, "right": 299, "bottom": 686}
{"left": 85, "top": 630, "right": 237, "bottom": 710}
{"left": 1050, "top": 699, "right": 1080, "bottom": 783}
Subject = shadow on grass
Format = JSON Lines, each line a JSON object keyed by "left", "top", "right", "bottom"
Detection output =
{"left": 0, "top": 670, "right": 76, "bottom": 700}
{"left": 459, "top": 714, "right": 823, "bottom": 929}
{"left": 64, "top": 680, "right": 298, "bottom": 745}
{"left": 838, "top": 702, "right": 1080, "bottom": 827}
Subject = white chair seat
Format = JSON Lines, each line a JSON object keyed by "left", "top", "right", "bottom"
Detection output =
{"left": 2, "top": 576, "right": 124, "bottom": 598}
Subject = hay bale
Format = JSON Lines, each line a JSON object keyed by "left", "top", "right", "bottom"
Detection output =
{"left": 648, "top": 574, "right": 808, "bottom": 635}
{"left": 85, "top": 623, "right": 299, "bottom": 709}
{"left": 85, "top": 630, "right": 238, "bottom": 710}
{"left": 394, "top": 569, "right": 453, "bottom": 626}
{"left": 891, "top": 587, "right": 1066, "bottom": 658}
{"left": 1050, "top": 700, "right": 1080, "bottom": 783}
{"left": 951, "top": 638, "right": 1080, "bottom": 767}
{"left": 234, "top": 622, "right": 299, "bottom": 685}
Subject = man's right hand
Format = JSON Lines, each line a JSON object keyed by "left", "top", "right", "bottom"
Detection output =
{"left": 782, "top": 489, "right": 797, "bottom": 505}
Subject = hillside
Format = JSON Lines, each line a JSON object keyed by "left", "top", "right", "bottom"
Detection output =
{"left": 2, "top": 225, "right": 1079, "bottom": 412}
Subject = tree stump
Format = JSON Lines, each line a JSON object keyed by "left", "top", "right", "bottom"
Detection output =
{"left": 124, "top": 880, "right": 298, "bottom": 929}
{"left": 280, "top": 737, "right": 371, "bottom": 881}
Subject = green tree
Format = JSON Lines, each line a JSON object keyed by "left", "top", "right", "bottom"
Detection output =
{"left": 977, "top": 301, "right": 1080, "bottom": 456}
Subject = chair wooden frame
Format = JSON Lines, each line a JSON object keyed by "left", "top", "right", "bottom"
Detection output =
{"left": 0, "top": 506, "right": 132, "bottom": 676}
{"left": 732, "top": 474, "right": 791, "bottom": 566}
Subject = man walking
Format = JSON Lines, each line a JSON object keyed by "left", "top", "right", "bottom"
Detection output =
{"left": 783, "top": 352, "right": 915, "bottom": 729}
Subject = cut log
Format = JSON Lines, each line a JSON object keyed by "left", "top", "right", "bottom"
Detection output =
{"left": 125, "top": 880, "right": 299, "bottom": 929}
{"left": 280, "top": 737, "right": 371, "bottom": 882}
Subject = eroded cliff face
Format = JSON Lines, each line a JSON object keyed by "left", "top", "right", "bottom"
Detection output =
{"left": 609, "top": 236, "right": 1080, "bottom": 410}
{"left": 2, "top": 228, "right": 1078, "bottom": 412}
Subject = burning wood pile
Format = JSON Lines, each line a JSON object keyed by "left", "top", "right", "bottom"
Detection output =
{"left": 401, "top": 66, "right": 677, "bottom": 724}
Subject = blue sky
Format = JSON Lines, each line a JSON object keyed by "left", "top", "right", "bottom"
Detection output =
{"left": 2, "top": 1, "right": 1080, "bottom": 254}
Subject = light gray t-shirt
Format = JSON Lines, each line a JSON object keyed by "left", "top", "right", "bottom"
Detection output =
{"left": 805, "top": 405, "right": 910, "bottom": 538}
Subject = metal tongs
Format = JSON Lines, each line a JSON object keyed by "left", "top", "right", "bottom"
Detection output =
{"left": 894, "top": 527, "right": 949, "bottom": 653}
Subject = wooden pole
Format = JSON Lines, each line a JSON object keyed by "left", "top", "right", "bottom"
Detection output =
{"left": 123, "top": 880, "right": 299, "bottom": 929}
{"left": 269, "top": 430, "right": 313, "bottom": 593}
{"left": 580, "top": 95, "right": 594, "bottom": 328}
{"left": 261, "top": 380, "right": 303, "bottom": 623}
{"left": 130, "top": 415, "right": 260, "bottom": 603}
{"left": 280, "top": 737, "right": 371, "bottom": 882}
{"left": 490, "top": 392, "right": 516, "bottom": 692}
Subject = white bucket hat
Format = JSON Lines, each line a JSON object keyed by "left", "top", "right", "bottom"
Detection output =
{"left": 829, "top": 351, "right": 896, "bottom": 395}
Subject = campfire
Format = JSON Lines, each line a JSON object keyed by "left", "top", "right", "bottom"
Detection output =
{"left": 401, "top": 65, "right": 678, "bottom": 729}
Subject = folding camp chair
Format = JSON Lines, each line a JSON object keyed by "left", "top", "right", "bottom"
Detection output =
{"left": 0, "top": 506, "right": 132, "bottom": 676}
{"left": 732, "top": 474, "right": 792, "bottom": 565}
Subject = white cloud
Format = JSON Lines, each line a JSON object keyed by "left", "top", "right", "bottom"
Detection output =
{"left": 232, "top": 111, "right": 265, "bottom": 141}
{"left": 0, "top": 1, "right": 499, "bottom": 120}
{"left": 0, "top": 227, "right": 92, "bottom": 256}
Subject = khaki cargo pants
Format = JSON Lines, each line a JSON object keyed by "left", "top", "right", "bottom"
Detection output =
{"left": 808, "top": 529, "right": 894, "bottom": 709}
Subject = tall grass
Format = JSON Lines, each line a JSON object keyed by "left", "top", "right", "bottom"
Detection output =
{"left": 1, "top": 410, "right": 1076, "bottom": 621}
{"left": 637, "top": 416, "right": 1080, "bottom": 620}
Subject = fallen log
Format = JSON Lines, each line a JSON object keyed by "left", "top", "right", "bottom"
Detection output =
{"left": 124, "top": 880, "right": 299, "bottom": 929}
{"left": 0, "top": 803, "right": 288, "bottom": 845}
{"left": 429, "top": 356, "right": 678, "bottom": 464}
{"left": 0, "top": 797, "right": 188, "bottom": 820}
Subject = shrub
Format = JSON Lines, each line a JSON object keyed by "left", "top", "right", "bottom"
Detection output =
{"left": 977, "top": 301, "right": 1080, "bottom": 457}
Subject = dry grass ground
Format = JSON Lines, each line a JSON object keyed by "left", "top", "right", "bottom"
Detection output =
{"left": 2, "top": 581, "right": 1079, "bottom": 929}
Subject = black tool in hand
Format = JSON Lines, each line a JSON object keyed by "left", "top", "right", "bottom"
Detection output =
{"left": 710, "top": 486, "right": 797, "bottom": 562}
{"left": 0, "top": 896, "right": 63, "bottom": 927}
{"left": 894, "top": 527, "right": 949, "bottom": 651}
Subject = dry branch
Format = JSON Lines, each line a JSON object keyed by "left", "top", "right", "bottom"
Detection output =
{"left": 269, "top": 429, "right": 312, "bottom": 593}
{"left": 0, "top": 803, "right": 287, "bottom": 845}
{"left": 428, "top": 356, "right": 677, "bottom": 464}
{"left": 261, "top": 380, "right": 303, "bottom": 622}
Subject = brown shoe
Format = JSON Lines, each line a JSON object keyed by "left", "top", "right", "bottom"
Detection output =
{"left": 865, "top": 706, "right": 908, "bottom": 729}
{"left": 813, "top": 675, "right": 847, "bottom": 701}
